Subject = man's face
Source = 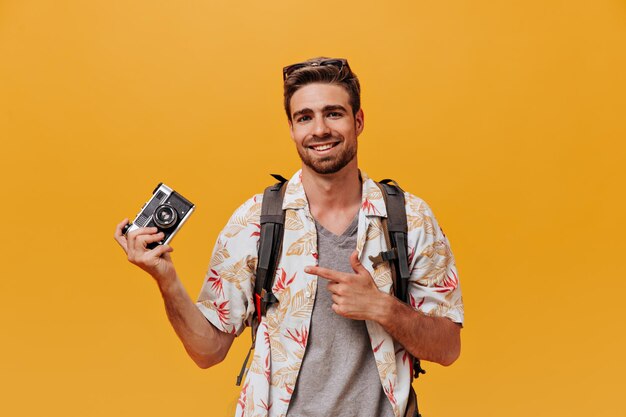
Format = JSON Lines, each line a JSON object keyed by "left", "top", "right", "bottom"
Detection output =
{"left": 289, "top": 83, "right": 364, "bottom": 175}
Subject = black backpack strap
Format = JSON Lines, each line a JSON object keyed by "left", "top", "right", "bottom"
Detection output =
{"left": 377, "top": 179, "right": 411, "bottom": 302}
{"left": 237, "top": 174, "right": 287, "bottom": 386}
{"left": 374, "top": 179, "right": 427, "bottom": 388}
{"left": 254, "top": 174, "right": 288, "bottom": 326}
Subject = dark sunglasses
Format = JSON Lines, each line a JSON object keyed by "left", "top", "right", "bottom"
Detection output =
{"left": 282, "top": 58, "right": 350, "bottom": 81}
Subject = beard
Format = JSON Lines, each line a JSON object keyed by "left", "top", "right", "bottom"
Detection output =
{"left": 297, "top": 137, "right": 357, "bottom": 175}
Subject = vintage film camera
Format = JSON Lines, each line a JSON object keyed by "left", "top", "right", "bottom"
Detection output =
{"left": 122, "top": 183, "right": 195, "bottom": 249}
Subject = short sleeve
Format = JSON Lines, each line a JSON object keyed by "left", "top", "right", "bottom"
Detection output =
{"left": 196, "top": 194, "right": 262, "bottom": 336}
{"left": 405, "top": 193, "right": 464, "bottom": 325}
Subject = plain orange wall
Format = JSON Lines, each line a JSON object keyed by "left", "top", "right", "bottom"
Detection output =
{"left": 1, "top": 1, "right": 625, "bottom": 416}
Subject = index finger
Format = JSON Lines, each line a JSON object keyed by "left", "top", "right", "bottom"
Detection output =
{"left": 305, "top": 265, "right": 348, "bottom": 282}
{"left": 127, "top": 226, "right": 159, "bottom": 239}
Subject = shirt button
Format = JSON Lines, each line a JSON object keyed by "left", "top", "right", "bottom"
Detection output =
{"left": 305, "top": 289, "right": 311, "bottom": 298}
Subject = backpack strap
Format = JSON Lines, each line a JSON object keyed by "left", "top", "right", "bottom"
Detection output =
{"left": 374, "top": 179, "right": 411, "bottom": 301}
{"left": 373, "top": 179, "right": 425, "bottom": 417}
{"left": 254, "top": 174, "right": 288, "bottom": 329}
{"left": 237, "top": 174, "right": 287, "bottom": 386}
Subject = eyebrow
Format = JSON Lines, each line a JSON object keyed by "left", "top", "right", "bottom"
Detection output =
{"left": 292, "top": 105, "right": 349, "bottom": 119}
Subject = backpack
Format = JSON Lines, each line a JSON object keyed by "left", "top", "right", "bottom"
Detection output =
{"left": 237, "top": 174, "right": 424, "bottom": 417}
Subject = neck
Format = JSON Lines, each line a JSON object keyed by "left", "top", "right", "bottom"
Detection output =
{"left": 301, "top": 158, "right": 362, "bottom": 217}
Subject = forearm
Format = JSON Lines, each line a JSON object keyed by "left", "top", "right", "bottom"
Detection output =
{"left": 157, "top": 277, "right": 234, "bottom": 368}
{"left": 371, "top": 293, "right": 461, "bottom": 366}
{"left": 114, "top": 221, "right": 234, "bottom": 367}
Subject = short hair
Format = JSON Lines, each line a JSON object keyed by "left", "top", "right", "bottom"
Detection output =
{"left": 283, "top": 57, "right": 361, "bottom": 121}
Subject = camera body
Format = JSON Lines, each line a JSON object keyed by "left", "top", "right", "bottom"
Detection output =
{"left": 123, "top": 183, "right": 195, "bottom": 249}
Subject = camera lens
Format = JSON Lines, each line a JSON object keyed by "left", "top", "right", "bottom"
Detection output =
{"left": 153, "top": 205, "right": 178, "bottom": 229}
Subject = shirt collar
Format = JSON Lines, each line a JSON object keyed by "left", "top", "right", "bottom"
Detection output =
{"left": 282, "top": 169, "right": 388, "bottom": 218}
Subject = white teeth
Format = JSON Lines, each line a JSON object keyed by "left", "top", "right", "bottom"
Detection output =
{"left": 312, "top": 143, "right": 334, "bottom": 151}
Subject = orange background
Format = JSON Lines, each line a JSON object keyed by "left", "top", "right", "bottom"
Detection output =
{"left": 1, "top": 1, "right": 625, "bottom": 416}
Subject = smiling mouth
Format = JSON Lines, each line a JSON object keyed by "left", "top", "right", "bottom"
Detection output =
{"left": 309, "top": 142, "right": 339, "bottom": 151}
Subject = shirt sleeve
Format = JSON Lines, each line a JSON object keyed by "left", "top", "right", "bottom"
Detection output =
{"left": 405, "top": 193, "right": 464, "bottom": 325}
{"left": 195, "top": 194, "right": 262, "bottom": 336}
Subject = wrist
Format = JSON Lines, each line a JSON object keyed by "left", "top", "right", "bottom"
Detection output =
{"left": 155, "top": 272, "right": 179, "bottom": 295}
{"left": 370, "top": 292, "right": 397, "bottom": 326}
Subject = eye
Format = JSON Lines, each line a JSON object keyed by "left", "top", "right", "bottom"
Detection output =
{"left": 296, "top": 115, "right": 312, "bottom": 123}
{"left": 327, "top": 111, "right": 343, "bottom": 118}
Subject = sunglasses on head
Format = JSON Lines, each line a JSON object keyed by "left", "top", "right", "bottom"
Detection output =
{"left": 282, "top": 58, "right": 350, "bottom": 81}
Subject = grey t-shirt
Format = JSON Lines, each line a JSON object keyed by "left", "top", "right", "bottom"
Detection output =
{"left": 286, "top": 216, "right": 394, "bottom": 417}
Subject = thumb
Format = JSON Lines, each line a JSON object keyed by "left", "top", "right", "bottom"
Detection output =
{"left": 350, "top": 250, "right": 367, "bottom": 275}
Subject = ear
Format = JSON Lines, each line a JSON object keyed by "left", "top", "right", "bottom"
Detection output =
{"left": 355, "top": 108, "right": 365, "bottom": 135}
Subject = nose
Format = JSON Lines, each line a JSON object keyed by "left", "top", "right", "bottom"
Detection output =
{"left": 312, "top": 116, "right": 331, "bottom": 138}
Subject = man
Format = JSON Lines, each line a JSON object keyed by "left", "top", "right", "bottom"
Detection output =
{"left": 114, "top": 57, "right": 463, "bottom": 417}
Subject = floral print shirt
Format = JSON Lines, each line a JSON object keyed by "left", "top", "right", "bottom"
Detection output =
{"left": 196, "top": 170, "right": 464, "bottom": 417}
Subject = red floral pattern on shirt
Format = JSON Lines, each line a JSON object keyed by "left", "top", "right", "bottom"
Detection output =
{"left": 196, "top": 170, "right": 464, "bottom": 417}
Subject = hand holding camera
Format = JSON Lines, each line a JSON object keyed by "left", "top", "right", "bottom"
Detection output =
{"left": 114, "top": 183, "right": 195, "bottom": 286}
